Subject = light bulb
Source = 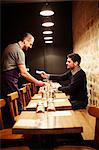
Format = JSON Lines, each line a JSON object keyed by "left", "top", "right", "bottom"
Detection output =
{"left": 45, "top": 41, "right": 53, "bottom": 43}
{"left": 44, "top": 37, "right": 53, "bottom": 40}
{"left": 43, "top": 31, "right": 53, "bottom": 34}
{"left": 42, "top": 22, "right": 54, "bottom": 27}
{"left": 40, "top": 10, "right": 54, "bottom": 16}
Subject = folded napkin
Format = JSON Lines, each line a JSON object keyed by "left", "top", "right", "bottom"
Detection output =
{"left": 36, "top": 102, "right": 45, "bottom": 113}
{"left": 47, "top": 102, "right": 56, "bottom": 111}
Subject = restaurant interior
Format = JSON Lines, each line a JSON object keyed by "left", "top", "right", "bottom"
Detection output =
{"left": 0, "top": 0, "right": 99, "bottom": 150}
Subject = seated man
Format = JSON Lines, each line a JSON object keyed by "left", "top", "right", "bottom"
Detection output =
{"left": 41, "top": 53, "right": 88, "bottom": 110}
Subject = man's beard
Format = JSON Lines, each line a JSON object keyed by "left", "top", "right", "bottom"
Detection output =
{"left": 23, "top": 46, "right": 28, "bottom": 51}
{"left": 67, "top": 66, "right": 74, "bottom": 70}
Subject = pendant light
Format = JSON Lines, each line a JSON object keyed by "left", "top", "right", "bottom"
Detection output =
{"left": 42, "top": 22, "right": 54, "bottom": 27}
{"left": 44, "top": 37, "right": 53, "bottom": 40}
{"left": 45, "top": 41, "right": 53, "bottom": 43}
{"left": 43, "top": 30, "right": 53, "bottom": 34}
{"left": 42, "top": 16, "right": 54, "bottom": 27}
{"left": 40, "top": 2, "right": 54, "bottom": 17}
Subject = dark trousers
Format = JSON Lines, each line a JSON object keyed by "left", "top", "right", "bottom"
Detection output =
{"left": 1, "top": 69, "right": 23, "bottom": 128}
{"left": 69, "top": 99, "right": 88, "bottom": 110}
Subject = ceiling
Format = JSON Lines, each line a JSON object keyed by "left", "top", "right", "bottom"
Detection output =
{"left": 1, "top": 0, "right": 66, "bottom": 3}
{"left": 1, "top": 1, "right": 72, "bottom": 49}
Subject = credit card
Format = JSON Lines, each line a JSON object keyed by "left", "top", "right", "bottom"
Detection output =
{"left": 36, "top": 70, "right": 43, "bottom": 74}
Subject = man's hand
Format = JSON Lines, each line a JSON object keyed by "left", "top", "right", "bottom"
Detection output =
{"left": 36, "top": 80, "right": 45, "bottom": 87}
{"left": 41, "top": 71, "right": 49, "bottom": 78}
{"left": 58, "top": 86, "right": 62, "bottom": 91}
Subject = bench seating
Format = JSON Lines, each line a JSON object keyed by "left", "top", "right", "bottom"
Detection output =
{"left": 75, "top": 108, "right": 95, "bottom": 140}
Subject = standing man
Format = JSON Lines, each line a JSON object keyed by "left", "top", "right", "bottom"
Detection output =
{"left": 41, "top": 53, "right": 88, "bottom": 110}
{"left": 1, "top": 33, "right": 44, "bottom": 127}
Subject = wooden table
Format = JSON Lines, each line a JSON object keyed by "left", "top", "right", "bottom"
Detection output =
{"left": 31, "top": 93, "right": 70, "bottom": 100}
{"left": 31, "top": 93, "right": 42, "bottom": 100}
{"left": 26, "top": 98, "right": 72, "bottom": 111}
{"left": 12, "top": 110, "right": 83, "bottom": 135}
{"left": 55, "top": 93, "right": 70, "bottom": 99}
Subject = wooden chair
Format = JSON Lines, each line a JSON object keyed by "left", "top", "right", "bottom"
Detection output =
{"left": 0, "top": 99, "right": 6, "bottom": 129}
{"left": 22, "top": 82, "right": 38, "bottom": 97}
{"left": 0, "top": 99, "right": 31, "bottom": 148}
{"left": 20, "top": 83, "right": 32, "bottom": 109}
{"left": 20, "top": 86, "right": 27, "bottom": 110}
{"left": 7, "top": 91, "right": 20, "bottom": 123}
{"left": 31, "top": 83, "right": 38, "bottom": 96}
{"left": 25, "top": 83, "right": 32, "bottom": 102}
{"left": 22, "top": 82, "right": 39, "bottom": 100}
{"left": 88, "top": 106, "right": 99, "bottom": 148}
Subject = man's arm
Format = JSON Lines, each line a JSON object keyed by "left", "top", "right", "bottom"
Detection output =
{"left": 58, "top": 71, "right": 85, "bottom": 95}
{"left": 41, "top": 70, "right": 71, "bottom": 82}
{"left": 18, "top": 64, "right": 44, "bottom": 86}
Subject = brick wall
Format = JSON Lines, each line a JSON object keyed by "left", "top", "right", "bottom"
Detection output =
{"left": 72, "top": 1, "right": 99, "bottom": 106}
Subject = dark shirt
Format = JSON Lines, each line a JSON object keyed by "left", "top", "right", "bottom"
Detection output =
{"left": 49, "top": 69, "right": 88, "bottom": 110}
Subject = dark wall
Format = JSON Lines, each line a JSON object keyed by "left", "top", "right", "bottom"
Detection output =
{"left": 1, "top": 2, "right": 73, "bottom": 78}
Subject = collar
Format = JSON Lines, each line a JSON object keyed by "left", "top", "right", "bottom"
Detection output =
{"left": 71, "top": 66, "right": 81, "bottom": 75}
{"left": 17, "top": 42, "right": 21, "bottom": 48}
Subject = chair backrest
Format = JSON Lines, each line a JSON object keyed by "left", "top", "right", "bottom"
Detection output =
{"left": 31, "top": 83, "right": 38, "bottom": 96}
{"left": 21, "top": 83, "right": 32, "bottom": 105}
{"left": 22, "top": 82, "right": 38, "bottom": 97}
{"left": 7, "top": 91, "right": 19, "bottom": 123}
{"left": 0, "top": 99, "right": 6, "bottom": 129}
{"left": 88, "top": 106, "right": 99, "bottom": 144}
{"left": 20, "top": 86, "right": 27, "bottom": 110}
{"left": 25, "top": 83, "right": 32, "bottom": 103}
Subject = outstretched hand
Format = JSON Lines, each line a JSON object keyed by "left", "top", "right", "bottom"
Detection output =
{"left": 37, "top": 80, "right": 45, "bottom": 87}
{"left": 41, "top": 71, "right": 49, "bottom": 78}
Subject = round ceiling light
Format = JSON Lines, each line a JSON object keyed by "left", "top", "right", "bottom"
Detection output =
{"left": 40, "top": 10, "right": 54, "bottom": 16}
{"left": 45, "top": 41, "right": 53, "bottom": 43}
{"left": 44, "top": 37, "right": 53, "bottom": 40}
{"left": 42, "top": 22, "right": 54, "bottom": 27}
{"left": 43, "top": 31, "right": 53, "bottom": 34}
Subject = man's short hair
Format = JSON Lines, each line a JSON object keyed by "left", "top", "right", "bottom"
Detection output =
{"left": 67, "top": 53, "right": 81, "bottom": 65}
{"left": 22, "top": 33, "right": 33, "bottom": 41}
{"left": 19, "top": 33, "right": 34, "bottom": 41}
